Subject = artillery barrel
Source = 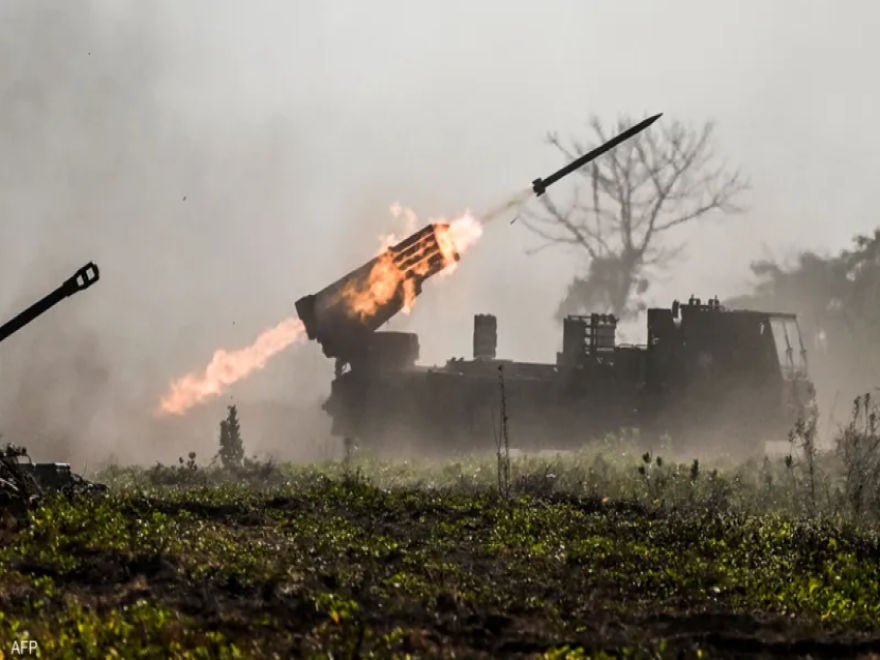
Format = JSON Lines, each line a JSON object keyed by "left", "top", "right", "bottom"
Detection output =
{"left": 295, "top": 223, "right": 458, "bottom": 361}
{"left": 0, "top": 262, "right": 100, "bottom": 344}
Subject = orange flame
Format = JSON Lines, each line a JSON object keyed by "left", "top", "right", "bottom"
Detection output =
{"left": 435, "top": 211, "right": 483, "bottom": 277}
{"left": 342, "top": 250, "right": 410, "bottom": 318}
{"left": 340, "top": 204, "right": 484, "bottom": 317}
{"left": 157, "top": 318, "right": 305, "bottom": 416}
{"left": 156, "top": 203, "right": 486, "bottom": 417}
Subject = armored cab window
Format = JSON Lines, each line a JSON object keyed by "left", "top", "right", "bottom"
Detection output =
{"left": 784, "top": 318, "right": 807, "bottom": 372}
{"left": 768, "top": 316, "right": 807, "bottom": 377}
{"left": 768, "top": 317, "right": 792, "bottom": 374}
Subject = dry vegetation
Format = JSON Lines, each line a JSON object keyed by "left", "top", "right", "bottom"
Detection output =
{"left": 1, "top": 401, "right": 880, "bottom": 658}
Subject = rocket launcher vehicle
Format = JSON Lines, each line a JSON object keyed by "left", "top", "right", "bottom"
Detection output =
{"left": 294, "top": 223, "right": 459, "bottom": 362}
{"left": 296, "top": 112, "right": 661, "bottom": 364}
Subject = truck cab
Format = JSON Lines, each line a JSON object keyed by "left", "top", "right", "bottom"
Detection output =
{"left": 645, "top": 297, "right": 816, "bottom": 450}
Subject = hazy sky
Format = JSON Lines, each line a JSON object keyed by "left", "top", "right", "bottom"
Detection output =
{"left": 0, "top": 0, "right": 876, "bottom": 458}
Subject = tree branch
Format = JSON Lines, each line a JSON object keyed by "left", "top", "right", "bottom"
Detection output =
{"left": 522, "top": 113, "right": 749, "bottom": 319}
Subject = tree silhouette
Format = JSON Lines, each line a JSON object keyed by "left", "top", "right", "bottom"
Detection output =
{"left": 521, "top": 115, "right": 749, "bottom": 320}
{"left": 218, "top": 404, "right": 244, "bottom": 470}
{"left": 727, "top": 229, "right": 880, "bottom": 421}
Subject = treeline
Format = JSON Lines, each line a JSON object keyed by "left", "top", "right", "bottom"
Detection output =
{"left": 727, "top": 229, "right": 880, "bottom": 426}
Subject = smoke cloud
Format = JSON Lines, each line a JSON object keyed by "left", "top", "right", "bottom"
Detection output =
{"left": 0, "top": 2, "right": 315, "bottom": 465}
{"left": 0, "top": 1, "right": 875, "bottom": 465}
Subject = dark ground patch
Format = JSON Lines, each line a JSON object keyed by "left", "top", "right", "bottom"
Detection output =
{"left": 1, "top": 479, "right": 880, "bottom": 658}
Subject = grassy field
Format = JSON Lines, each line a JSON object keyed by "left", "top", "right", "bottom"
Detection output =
{"left": 3, "top": 407, "right": 880, "bottom": 658}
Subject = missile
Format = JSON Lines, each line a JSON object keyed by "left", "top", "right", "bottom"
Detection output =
{"left": 531, "top": 113, "right": 662, "bottom": 197}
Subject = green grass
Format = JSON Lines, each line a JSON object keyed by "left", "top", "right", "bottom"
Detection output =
{"left": 2, "top": 441, "right": 880, "bottom": 658}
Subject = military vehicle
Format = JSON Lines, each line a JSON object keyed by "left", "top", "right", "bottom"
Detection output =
{"left": 294, "top": 112, "right": 816, "bottom": 455}
{"left": 295, "top": 113, "right": 663, "bottom": 369}
{"left": 295, "top": 219, "right": 816, "bottom": 455}
{"left": 0, "top": 262, "right": 106, "bottom": 499}
{"left": 1, "top": 443, "right": 107, "bottom": 496}
{"left": 316, "top": 298, "right": 816, "bottom": 456}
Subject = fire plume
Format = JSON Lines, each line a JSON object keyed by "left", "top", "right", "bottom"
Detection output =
{"left": 340, "top": 204, "right": 483, "bottom": 317}
{"left": 157, "top": 318, "right": 305, "bottom": 416}
{"left": 435, "top": 211, "right": 482, "bottom": 276}
{"left": 157, "top": 203, "right": 487, "bottom": 417}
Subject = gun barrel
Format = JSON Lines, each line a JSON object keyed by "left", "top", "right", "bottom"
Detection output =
{"left": 295, "top": 223, "right": 458, "bottom": 361}
{"left": 532, "top": 113, "right": 662, "bottom": 197}
{"left": 0, "top": 262, "right": 100, "bottom": 345}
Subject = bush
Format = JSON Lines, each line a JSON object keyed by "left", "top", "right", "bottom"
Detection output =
{"left": 217, "top": 405, "right": 245, "bottom": 471}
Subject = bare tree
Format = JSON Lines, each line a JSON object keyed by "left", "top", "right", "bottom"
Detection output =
{"left": 520, "top": 115, "right": 749, "bottom": 320}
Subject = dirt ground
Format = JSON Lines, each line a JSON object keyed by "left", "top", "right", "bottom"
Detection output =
{"left": 2, "top": 470, "right": 880, "bottom": 658}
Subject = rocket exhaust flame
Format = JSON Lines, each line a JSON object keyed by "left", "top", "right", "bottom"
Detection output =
{"left": 336, "top": 221, "right": 452, "bottom": 319}
{"left": 295, "top": 207, "right": 483, "bottom": 362}
{"left": 155, "top": 114, "right": 661, "bottom": 417}
{"left": 157, "top": 205, "right": 485, "bottom": 417}
{"left": 157, "top": 318, "right": 306, "bottom": 416}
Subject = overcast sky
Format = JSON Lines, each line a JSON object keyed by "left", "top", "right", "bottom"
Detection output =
{"left": 0, "top": 0, "right": 875, "bottom": 458}
{"left": 151, "top": 0, "right": 877, "bottom": 360}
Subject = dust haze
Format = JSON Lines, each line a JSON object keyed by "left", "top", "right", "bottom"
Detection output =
{"left": 0, "top": 1, "right": 875, "bottom": 466}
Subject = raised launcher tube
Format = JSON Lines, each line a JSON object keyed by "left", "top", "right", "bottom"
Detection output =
{"left": 295, "top": 223, "right": 460, "bottom": 362}
{"left": 0, "top": 262, "right": 100, "bottom": 345}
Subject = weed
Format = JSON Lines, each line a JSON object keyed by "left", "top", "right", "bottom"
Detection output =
{"left": 494, "top": 364, "right": 512, "bottom": 500}
{"left": 3, "top": 396, "right": 880, "bottom": 656}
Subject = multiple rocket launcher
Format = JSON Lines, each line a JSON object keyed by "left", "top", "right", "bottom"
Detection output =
{"left": 294, "top": 223, "right": 458, "bottom": 362}
{"left": 294, "top": 113, "right": 662, "bottom": 363}
{"left": 0, "top": 112, "right": 659, "bottom": 425}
